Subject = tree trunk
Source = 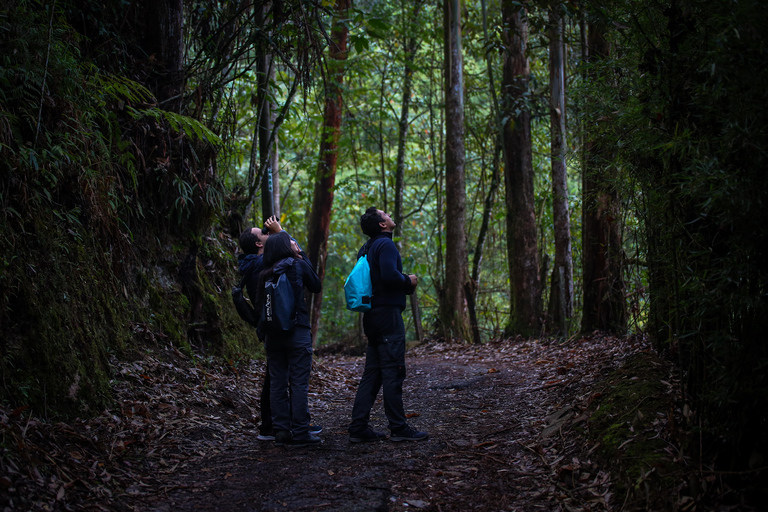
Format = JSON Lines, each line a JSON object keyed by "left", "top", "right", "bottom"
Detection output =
{"left": 466, "top": 0, "right": 504, "bottom": 344}
{"left": 145, "top": 0, "right": 184, "bottom": 106}
{"left": 501, "top": 2, "right": 541, "bottom": 337}
{"left": 580, "top": 18, "right": 627, "bottom": 334}
{"left": 378, "top": 62, "right": 389, "bottom": 212}
{"left": 393, "top": 0, "right": 422, "bottom": 231}
{"left": 270, "top": 61, "right": 280, "bottom": 218}
{"left": 547, "top": 5, "right": 573, "bottom": 335}
{"left": 393, "top": 0, "right": 424, "bottom": 342}
{"left": 441, "top": 0, "right": 471, "bottom": 341}
{"left": 271, "top": 137, "right": 280, "bottom": 219}
{"left": 306, "top": 0, "right": 349, "bottom": 341}
{"left": 258, "top": 51, "right": 275, "bottom": 221}
{"left": 243, "top": 73, "right": 300, "bottom": 222}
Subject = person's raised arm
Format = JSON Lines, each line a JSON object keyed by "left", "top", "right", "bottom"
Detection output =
{"left": 299, "top": 258, "right": 322, "bottom": 294}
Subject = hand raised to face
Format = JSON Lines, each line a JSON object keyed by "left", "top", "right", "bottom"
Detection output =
{"left": 264, "top": 215, "right": 282, "bottom": 234}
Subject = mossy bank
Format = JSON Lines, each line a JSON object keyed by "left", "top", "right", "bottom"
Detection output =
{"left": 0, "top": 213, "right": 259, "bottom": 419}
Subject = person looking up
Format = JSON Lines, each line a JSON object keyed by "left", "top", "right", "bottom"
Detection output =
{"left": 238, "top": 217, "right": 321, "bottom": 442}
{"left": 347, "top": 207, "right": 428, "bottom": 443}
{"left": 257, "top": 231, "right": 322, "bottom": 447}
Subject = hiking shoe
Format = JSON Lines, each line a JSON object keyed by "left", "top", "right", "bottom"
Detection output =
{"left": 257, "top": 429, "right": 276, "bottom": 441}
{"left": 274, "top": 430, "right": 292, "bottom": 446}
{"left": 390, "top": 427, "right": 429, "bottom": 442}
{"left": 309, "top": 424, "right": 323, "bottom": 435}
{"left": 349, "top": 428, "right": 388, "bottom": 443}
{"left": 289, "top": 434, "right": 322, "bottom": 447}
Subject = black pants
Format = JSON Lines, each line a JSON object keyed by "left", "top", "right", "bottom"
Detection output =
{"left": 267, "top": 326, "right": 313, "bottom": 438}
{"left": 348, "top": 306, "right": 408, "bottom": 433}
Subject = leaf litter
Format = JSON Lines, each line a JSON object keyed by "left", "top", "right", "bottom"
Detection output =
{"left": 0, "top": 333, "right": 708, "bottom": 511}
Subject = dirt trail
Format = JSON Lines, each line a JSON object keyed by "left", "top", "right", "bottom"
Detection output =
{"left": 144, "top": 343, "right": 605, "bottom": 512}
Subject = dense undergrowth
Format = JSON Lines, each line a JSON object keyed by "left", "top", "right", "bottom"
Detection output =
{"left": 0, "top": 0, "right": 258, "bottom": 419}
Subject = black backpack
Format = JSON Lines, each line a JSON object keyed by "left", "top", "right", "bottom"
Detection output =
{"left": 232, "top": 271, "right": 259, "bottom": 327}
{"left": 259, "top": 271, "right": 296, "bottom": 335}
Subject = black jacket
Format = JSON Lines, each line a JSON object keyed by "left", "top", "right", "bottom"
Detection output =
{"left": 358, "top": 232, "right": 414, "bottom": 311}
{"left": 258, "top": 254, "right": 321, "bottom": 329}
{"left": 238, "top": 253, "right": 264, "bottom": 305}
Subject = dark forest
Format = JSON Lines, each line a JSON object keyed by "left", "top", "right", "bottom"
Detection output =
{"left": 1, "top": 0, "right": 766, "bottom": 510}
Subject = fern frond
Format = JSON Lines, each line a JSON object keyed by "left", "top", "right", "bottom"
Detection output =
{"left": 127, "top": 106, "right": 222, "bottom": 147}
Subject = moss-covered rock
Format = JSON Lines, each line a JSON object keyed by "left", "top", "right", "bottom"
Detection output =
{"left": 0, "top": 221, "right": 129, "bottom": 417}
{"left": 0, "top": 213, "right": 261, "bottom": 419}
{"left": 587, "top": 351, "right": 679, "bottom": 510}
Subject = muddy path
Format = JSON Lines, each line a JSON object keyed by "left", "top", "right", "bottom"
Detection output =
{"left": 143, "top": 342, "right": 612, "bottom": 512}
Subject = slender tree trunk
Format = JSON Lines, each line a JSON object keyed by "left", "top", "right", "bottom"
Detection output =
{"left": 306, "top": 0, "right": 349, "bottom": 341}
{"left": 394, "top": 0, "right": 422, "bottom": 231}
{"left": 581, "top": 18, "right": 627, "bottom": 334}
{"left": 441, "top": 0, "right": 471, "bottom": 341}
{"left": 378, "top": 63, "right": 389, "bottom": 212}
{"left": 547, "top": 5, "right": 573, "bottom": 334}
{"left": 243, "top": 75, "right": 300, "bottom": 222}
{"left": 269, "top": 58, "right": 279, "bottom": 217}
{"left": 271, "top": 138, "right": 280, "bottom": 218}
{"left": 466, "top": 0, "right": 505, "bottom": 344}
{"left": 501, "top": 2, "right": 541, "bottom": 337}
{"left": 429, "top": 60, "right": 446, "bottom": 311}
{"left": 258, "top": 52, "right": 275, "bottom": 220}
{"left": 394, "top": 0, "right": 424, "bottom": 342}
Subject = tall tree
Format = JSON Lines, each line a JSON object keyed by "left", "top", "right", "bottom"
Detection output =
{"left": 580, "top": 15, "right": 626, "bottom": 334}
{"left": 441, "top": 0, "right": 471, "bottom": 341}
{"left": 393, "top": 0, "right": 425, "bottom": 342}
{"left": 306, "top": 0, "right": 350, "bottom": 339}
{"left": 501, "top": 1, "right": 541, "bottom": 337}
{"left": 145, "top": 0, "right": 184, "bottom": 106}
{"left": 258, "top": 51, "right": 275, "bottom": 220}
{"left": 393, "top": 0, "right": 422, "bottom": 230}
{"left": 467, "top": 0, "right": 504, "bottom": 345}
{"left": 547, "top": 3, "right": 573, "bottom": 334}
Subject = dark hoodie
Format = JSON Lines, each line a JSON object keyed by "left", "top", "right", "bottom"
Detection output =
{"left": 238, "top": 253, "right": 264, "bottom": 306}
{"left": 358, "top": 232, "right": 414, "bottom": 311}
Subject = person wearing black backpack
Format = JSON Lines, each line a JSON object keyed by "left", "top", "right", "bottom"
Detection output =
{"left": 347, "top": 207, "right": 428, "bottom": 443}
{"left": 256, "top": 231, "right": 322, "bottom": 447}
{"left": 238, "top": 218, "right": 322, "bottom": 442}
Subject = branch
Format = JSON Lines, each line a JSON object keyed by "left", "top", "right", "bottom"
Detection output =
{"left": 243, "top": 72, "right": 301, "bottom": 221}
{"left": 402, "top": 181, "right": 437, "bottom": 221}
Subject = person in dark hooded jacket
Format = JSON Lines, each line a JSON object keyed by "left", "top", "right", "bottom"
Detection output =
{"left": 238, "top": 217, "right": 322, "bottom": 441}
{"left": 256, "top": 231, "right": 322, "bottom": 447}
{"left": 238, "top": 223, "right": 273, "bottom": 438}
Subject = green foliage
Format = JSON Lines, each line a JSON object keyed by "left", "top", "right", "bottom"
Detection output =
{"left": 1, "top": 219, "right": 129, "bottom": 417}
{"left": 129, "top": 107, "right": 222, "bottom": 148}
{"left": 0, "top": 0, "right": 252, "bottom": 418}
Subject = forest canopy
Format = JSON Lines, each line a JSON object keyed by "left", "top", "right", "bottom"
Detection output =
{"left": 1, "top": 0, "right": 766, "bottom": 476}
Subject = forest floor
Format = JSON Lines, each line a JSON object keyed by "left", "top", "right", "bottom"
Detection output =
{"left": 1, "top": 334, "right": 761, "bottom": 511}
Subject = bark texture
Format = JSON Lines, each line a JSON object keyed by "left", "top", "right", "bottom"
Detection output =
{"left": 441, "top": 0, "right": 471, "bottom": 341}
{"left": 580, "top": 19, "right": 627, "bottom": 335}
{"left": 258, "top": 51, "right": 275, "bottom": 220}
{"left": 501, "top": 3, "right": 541, "bottom": 337}
{"left": 306, "top": 0, "right": 349, "bottom": 340}
{"left": 547, "top": 6, "right": 574, "bottom": 334}
{"left": 145, "top": 0, "right": 184, "bottom": 105}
